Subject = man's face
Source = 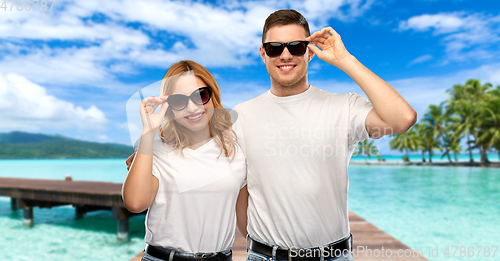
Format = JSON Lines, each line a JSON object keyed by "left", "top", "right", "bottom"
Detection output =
{"left": 260, "top": 24, "right": 313, "bottom": 88}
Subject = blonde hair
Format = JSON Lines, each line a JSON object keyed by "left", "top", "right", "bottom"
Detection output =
{"left": 158, "top": 60, "right": 238, "bottom": 162}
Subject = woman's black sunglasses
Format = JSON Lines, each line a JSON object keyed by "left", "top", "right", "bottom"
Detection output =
{"left": 166, "top": 87, "right": 212, "bottom": 111}
{"left": 262, "top": 41, "right": 310, "bottom": 57}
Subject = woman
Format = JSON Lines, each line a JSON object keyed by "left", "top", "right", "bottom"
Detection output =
{"left": 122, "top": 60, "right": 248, "bottom": 261}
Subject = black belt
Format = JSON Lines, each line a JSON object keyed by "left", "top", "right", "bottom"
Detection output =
{"left": 145, "top": 245, "right": 231, "bottom": 261}
{"left": 247, "top": 234, "right": 352, "bottom": 261}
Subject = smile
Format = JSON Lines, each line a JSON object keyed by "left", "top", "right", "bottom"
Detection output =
{"left": 277, "top": 65, "right": 296, "bottom": 71}
{"left": 186, "top": 112, "right": 204, "bottom": 120}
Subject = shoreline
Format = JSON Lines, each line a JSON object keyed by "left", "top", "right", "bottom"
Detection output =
{"left": 350, "top": 161, "right": 500, "bottom": 168}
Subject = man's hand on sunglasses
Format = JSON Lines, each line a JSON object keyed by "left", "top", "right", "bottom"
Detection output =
{"left": 140, "top": 95, "right": 169, "bottom": 135}
{"left": 305, "top": 27, "right": 353, "bottom": 69}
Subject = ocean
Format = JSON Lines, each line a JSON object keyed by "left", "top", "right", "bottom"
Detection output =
{"left": 0, "top": 157, "right": 499, "bottom": 260}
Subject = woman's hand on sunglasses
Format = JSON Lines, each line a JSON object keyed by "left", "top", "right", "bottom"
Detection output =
{"left": 305, "top": 27, "right": 353, "bottom": 69}
{"left": 139, "top": 95, "right": 169, "bottom": 135}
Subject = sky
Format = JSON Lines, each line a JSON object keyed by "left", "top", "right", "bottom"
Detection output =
{"left": 1, "top": 0, "right": 499, "bottom": 155}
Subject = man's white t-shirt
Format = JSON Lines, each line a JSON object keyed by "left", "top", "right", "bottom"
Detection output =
{"left": 232, "top": 85, "right": 373, "bottom": 248}
{"left": 139, "top": 138, "right": 247, "bottom": 253}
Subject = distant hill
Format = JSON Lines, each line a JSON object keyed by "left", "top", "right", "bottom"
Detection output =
{"left": 0, "top": 131, "right": 134, "bottom": 159}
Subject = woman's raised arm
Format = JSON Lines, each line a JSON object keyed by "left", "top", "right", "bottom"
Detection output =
{"left": 122, "top": 96, "right": 168, "bottom": 213}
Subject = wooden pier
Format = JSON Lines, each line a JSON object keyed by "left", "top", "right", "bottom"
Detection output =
{"left": 130, "top": 211, "right": 427, "bottom": 261}
{"left": 0, "top": 177, "right": 144, "bottom": 240}
{"left": 0, "top": 177, "right": 427, "bottom": 260}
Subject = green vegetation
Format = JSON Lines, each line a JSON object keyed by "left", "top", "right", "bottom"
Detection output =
{"left": 389, "top": 127, "right": 418, "bottom": 162}
{"left": 0, "top": 131, "right": 134, "bottom": 159}
{"left": 355, "top": 139, "right": 380, "bottom": 162}
{"left": 390, "top": 79, "right": 500, "bottom": 164}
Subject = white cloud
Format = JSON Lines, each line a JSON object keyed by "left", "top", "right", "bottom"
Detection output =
{"left": 0, "top": 0, "right": 378, "bottom": 144}
{"left": 409, "top": 54, "right": 433, "bottom": 65}
{"left": 0, "top": 0, "right": 374, "bottom": 89}
{"left": 400, "top": 13, "right": 465, "bottom": 34}
{"left": 0, "top": 73, "right": 107, "bottom": 131}
{"left": 287, "top": 0, "right": 375, "bottom": 25}
{"left": 399, "top": 12, "right": 500, "bottom": 63}
{"left": 97, "top": 134, "right": 108, "bottom": 140}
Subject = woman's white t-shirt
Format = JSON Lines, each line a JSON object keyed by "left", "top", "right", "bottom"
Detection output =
{"left": 140, "top": 138, "right": 247, "bottom": 253}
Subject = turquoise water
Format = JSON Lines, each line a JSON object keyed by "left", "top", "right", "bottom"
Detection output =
{"left": 0, "top": 159, "right": 146, "bottom": 261}
{"left": 348, "top": 165, "right": 500, "bottom": 260}
{"left": 1, "top": 159, "right": 499, "bottom": 260}
{"left": 0, "top": 159, "right": 130, "bottom": 182}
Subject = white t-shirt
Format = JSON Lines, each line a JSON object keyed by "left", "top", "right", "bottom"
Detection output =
{"left": 139, "top": 138, "right": 247, "bottom": 253}
{"left": 232, "top": 85, "right": 373, "bottom": 248}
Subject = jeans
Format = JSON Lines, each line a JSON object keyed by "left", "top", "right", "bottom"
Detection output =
{"left": 141, "top": 245, "right": 233, "bottom": 261}
{"left": 246, "top": 235, "right": 353, "bottom": 261}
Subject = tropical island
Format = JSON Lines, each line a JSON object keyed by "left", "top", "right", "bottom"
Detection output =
{"left": 356, "top": 79, "right": 500, "bottom": 166}
{"left": 0, "top": 131, "right": 134, "bottom": 159}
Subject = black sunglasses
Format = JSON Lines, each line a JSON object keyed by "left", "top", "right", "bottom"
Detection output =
{"left": 166, "top": 87, "right": 212, "bottom": 111}
{"left": 262, "top": 41, "right": 310, "bottom": 57}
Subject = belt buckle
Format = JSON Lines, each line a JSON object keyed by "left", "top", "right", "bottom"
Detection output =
{"left": 200, "top": 253, "right": 212, "bottom": 259}
{"left": 200, "top": 252, "right": 218, "bottom": 260}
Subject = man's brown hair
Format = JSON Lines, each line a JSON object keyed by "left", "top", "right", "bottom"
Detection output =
{"left": 262, "top": 9, "right": 310, "bottom": 43}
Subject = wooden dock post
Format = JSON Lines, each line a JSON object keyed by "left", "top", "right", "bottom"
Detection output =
{"left": 113, "top": 207, "right": 130, "bottom": 241}
{"left": 0, "top": 177, "right": 147, "bottom": 240}
{"left": 118, "top": 218, "right": 129, "bottom": 241}
{"left": 75, "top": 205, "right": 85, "bottom": 219}
{"left": 23, "top": 206, "right": 33, "bottom": 227}
{"left": 11, "top": 197, "right": 19, "bottom": 211}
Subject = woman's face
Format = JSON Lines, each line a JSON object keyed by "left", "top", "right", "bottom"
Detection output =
{"left": 170, "top": 75, "right": 214, "bottom": 134}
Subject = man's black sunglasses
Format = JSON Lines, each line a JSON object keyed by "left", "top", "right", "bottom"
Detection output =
{"left": 262, "top": 41, "right": 310, "bottom": 57}
{"left": 166, "top": 87, "right": 212, "bottom": 111}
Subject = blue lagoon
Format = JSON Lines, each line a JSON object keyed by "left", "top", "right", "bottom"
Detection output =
{"left": 0, "top": 159, "right": 499, "bottom": 260}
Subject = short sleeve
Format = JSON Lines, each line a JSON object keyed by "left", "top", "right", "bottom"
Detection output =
{"left": 348, "top": 92, "right": 373, "bottom": 144}
{"left": 151, "top": 155, "right": 160, "bottom": 179}
{"left": 240, "top": 158, "right": 247, "bottom": 189}
{"left": 231, "top": 106, "right": 245, "bottom": 152}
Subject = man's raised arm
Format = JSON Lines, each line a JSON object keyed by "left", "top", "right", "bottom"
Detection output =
{"left": 306, "top": 27, "right": 417, "bottom": 139}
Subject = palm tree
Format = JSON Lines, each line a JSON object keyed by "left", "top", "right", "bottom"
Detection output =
{"left": 495, "top": 142, "right": 500, "bottom": 162}
{"left": 414, "top": 123, "right": 428, "bottom": 162}
{"left": 391, "top": 79, "right": 497, "bottom": 164}
{"left": 441, "top": 114, "right": 462, "bottom": 163}
{"left": 492, "top": 85, "right": 500, "bottom": 161}
{"left": 356, "top": 139, "right": 379, "bottom": 162}
{"left": 441, "top": 133, "right": 463, "bottom": 163}
{"left": 389, "top": 127, "right": 418, "bottom": 162}
{"left": 477, "top": 97, "right": 500, "bottom": 163}
{"left": 446, "top": 98, "right": 475, "bottom": 162}
{"left": 422, "top": 103, "right": 450, "bottom": 162}
{"left": 446, "top": 79, "right": 491, "bottom": 163}
{"left": 413, "top": 120, "right": 441, "bottom": 163}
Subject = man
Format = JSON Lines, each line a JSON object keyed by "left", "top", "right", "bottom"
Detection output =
{"left": 127, "top": 9, "right": 416, "bottom": 261}
{"left": 231, "top": 9, "right": 416, "bottom": 261}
